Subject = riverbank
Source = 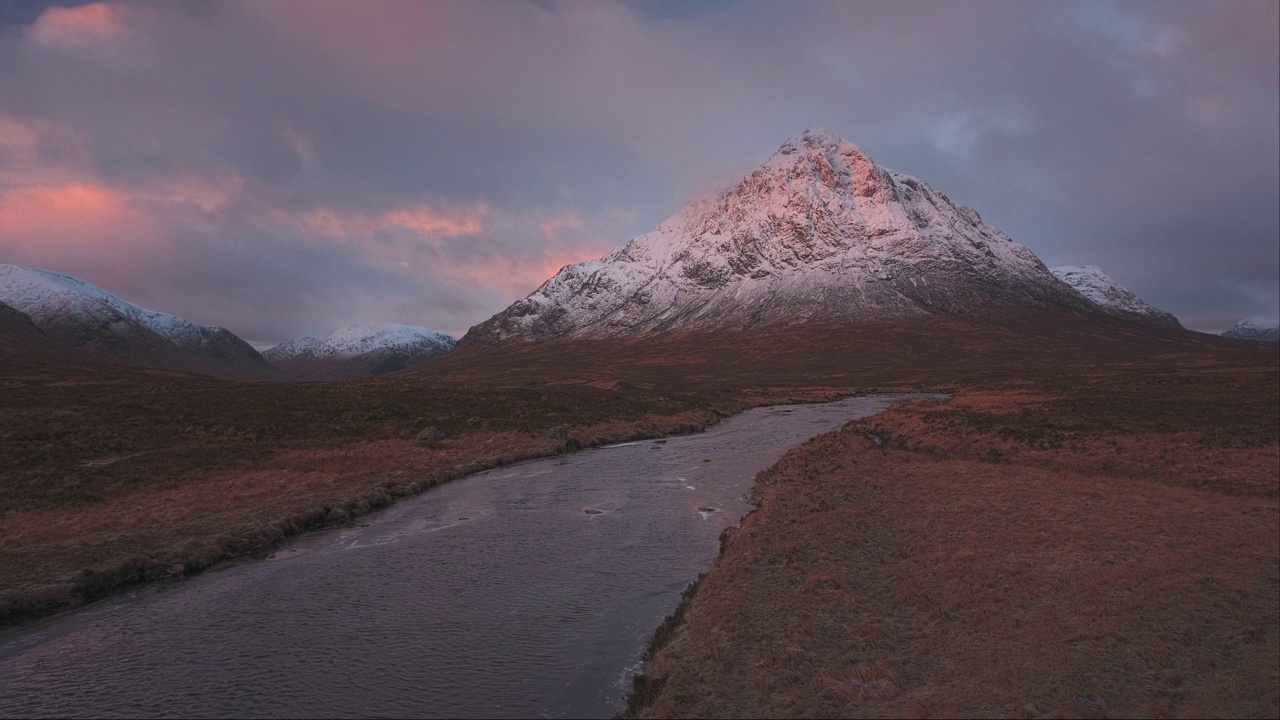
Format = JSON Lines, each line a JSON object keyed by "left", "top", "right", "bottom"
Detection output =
{"left": 624, "top": 367, "right": 1279, "bottom": 717}
{"left": 0, "top": 366, "right": 874, "bottom": 623}
{"left": 4, "top": 318, "right": 1273, "bottom": 639}
{"left": 0, "top": 396, "right": 919, "bottom": 719}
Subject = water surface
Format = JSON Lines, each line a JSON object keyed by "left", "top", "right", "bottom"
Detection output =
{"left": 0, "top": 395, "right": 927, "bottom": 718}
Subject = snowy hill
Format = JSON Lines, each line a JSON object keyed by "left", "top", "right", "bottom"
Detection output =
{"left": 1222, "top": 320, "right": 1279, "bottom": 343}
{"left": 1049, "top": 265, "right": 1181, "bottom": 328}
{"left": 0, "top": 264, "right": 279, "bottom": 379}
{"left": 465, "top": 128, "right": 1107, "bottom": 343}
{"left": 265, "top": 323, "right": 456, "bottom": 380}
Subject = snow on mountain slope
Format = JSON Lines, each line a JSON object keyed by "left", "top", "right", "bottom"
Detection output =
{"left": 465, "top": 128, "right": 1099, "bottom": 343}
{"left": 265, "top": 323, "right": 456, "bottom": 380}
{"left": 1222, "top": 320, "right": 1279, "bottom": 343}
{"left": 1050, "top": 265, "right": 1181, "bottom": 328}
{"left": 0, "top": 264, "right": 278, "bottom": 379}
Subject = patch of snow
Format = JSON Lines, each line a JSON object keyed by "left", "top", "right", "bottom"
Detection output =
{"left": 1050, "top": 265, "right": 1180, "bottom": 326}
{"left": 0, "top": 264, "right": 240, "bottom": 351}
{"left": 1222, "top": 319, "right": 1280, "bottom": 343}
{"left": 265, "top": 322, "right": 456, "bottom": 361}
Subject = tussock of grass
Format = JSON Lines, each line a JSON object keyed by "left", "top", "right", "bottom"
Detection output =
{"left": 629, "top": 382, "right": 1279, "bottom": 718}
{"left": 3, "top": 308, "right": 1276, "bottom": 691}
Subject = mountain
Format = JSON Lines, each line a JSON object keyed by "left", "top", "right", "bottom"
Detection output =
{"left": 1049, "top": 265, "right": 1181, "bottom": 328}
{"left": 1222, "top": 320, "right": 1280, "bottom": 343}
{"left": 0, "top": 299, "right": 76, "bottom": 365}
{"left": 264, "top": 323, "right": 456, "bottom": 380}
{"left": 0, "top": 299, "right": 47, "bottom": 345}
{"left": 465, "top": 128, "right": 1108, "bottom": 344}
{"left": 0, "top": 264, "right": 280, "bottom": 380}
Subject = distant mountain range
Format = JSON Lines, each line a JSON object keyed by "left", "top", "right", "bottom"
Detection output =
{"left": 1222, "top": 320, "right": 1280, "bottom": 343}
{"left": 3, "top": 130, "right": 1227, "bottom": 375}
{"left": 0, "top": 265, "right": 457, "bottom": 380}
{"left": 464, "top": 128, "right": 1177, "bottom": 344}
{"left": 0, "top": 264, "right": 280, "bottom": 380}
{"left": 264, "top": 323, "right": 456, "bottom": 381}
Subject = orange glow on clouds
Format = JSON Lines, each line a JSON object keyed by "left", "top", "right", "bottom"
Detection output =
{"left": 432, "top": 212, "right": 620, "bottom": 304}
{"left": 291, "top": 203, "right": 612, "bottom": 295}
{"left": 23, "top": 3, "right": 124, "bottom": 48}
{"left": 297, "top": 203, "right": 486, "bottom": 243}
{"left": 0, "top": 182, "right": 162, "bottom": 263}
{"left": 0, "top": 105, "right": 631, "bottom": 331}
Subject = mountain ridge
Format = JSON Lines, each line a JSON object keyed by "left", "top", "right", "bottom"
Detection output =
{"left": 265, "top": 322, "right": 456, "bottom": 380}
{"left": 463, "top": 128, "right": 1123, "bottom": 345}
{"left": 1222, "top": 319, "right": 1280, "bottom": 343}
{"left": 0, "top": 264, "right": 279, "bottom": 380}
{"left": 1049, "top": 265, "right": 1181, "bottom": 327}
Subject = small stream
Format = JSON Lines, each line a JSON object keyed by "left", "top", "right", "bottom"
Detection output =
{"left": 0, "top": 395, "right": 934, "bottom": 719}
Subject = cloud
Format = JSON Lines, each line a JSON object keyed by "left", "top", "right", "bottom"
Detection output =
{"left": 294, "top": 203, "right": 487, "bottom": 245}
{"left": 0, "top": 0, "right": 1274, "bottom": 340}
{"left": 22, "top": 3, "right": 123, "bottom": 49}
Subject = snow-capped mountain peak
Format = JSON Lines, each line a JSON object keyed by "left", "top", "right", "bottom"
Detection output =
{"left": 0, "top": 264, "right": 223, "bottom": 349}
{"left": 1049, "top": 265, "right": 1180, "bottom": 327}
{"left": 264, "top": 323, "right": 456, "bottom": 379}
{"left": 265, "top": 323, "right": 455, "bottom": 361}
{"left": 1222, "top": 319, "right": 1280, "bottom": 343}
{"left": 465, "top": 128, "right": 1094, "bottom": 343}
{"left": 0, "top": 264, "right": 276, "bottom": 378}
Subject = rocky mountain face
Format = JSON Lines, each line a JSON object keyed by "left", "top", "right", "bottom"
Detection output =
{"left": 1050, "top": 265, "right": 1181, "bottom": 328}
{"left": 465, "top": 128, "right": 1106, "bottom": 344}
{"left": 0, "top": 264, "right": 280, "bottom": 380}
{"left": 1222, "top": 320, "right": 1280, "bottom": 343}
{"left": 264, "top": 323, "right": 456, "bottom": 380}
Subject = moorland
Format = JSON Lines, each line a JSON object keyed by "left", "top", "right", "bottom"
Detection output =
{"left": 2, "top": 312, "right": 1276, "bottom": 717}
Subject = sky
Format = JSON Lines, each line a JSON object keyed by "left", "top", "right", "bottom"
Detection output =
{"left": 0, "top": 0, "right": 1276, "bottom": 344}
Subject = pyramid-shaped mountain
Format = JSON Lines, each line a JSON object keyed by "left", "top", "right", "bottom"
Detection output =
{"left": 465, "top": 128, "right": 1107, "bottom": 343}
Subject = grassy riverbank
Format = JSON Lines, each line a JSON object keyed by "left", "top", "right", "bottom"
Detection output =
{"left": 0, "top": 370, "right": 742, "bottom": 620}
{"left": 624, "top": 357, "right": 1279, "bottom": 717}
{"left": 3, "top": 314, "right": 1275, "bottom": 668}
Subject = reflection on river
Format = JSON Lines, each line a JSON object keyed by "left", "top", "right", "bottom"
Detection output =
{"left": 0, "top": 395, "right": 932, "bottom": 719}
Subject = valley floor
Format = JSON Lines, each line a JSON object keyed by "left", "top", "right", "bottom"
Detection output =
{"left": 627, "top": 382, "right": 1279, "bottom": 718}
{"left": 2, "top": 319, "right": 1277, "bottom": 718}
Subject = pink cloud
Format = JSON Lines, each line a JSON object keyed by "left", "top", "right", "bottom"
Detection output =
{"left": 22, "top": 2, "right": 157, "bottom": 67}
{"left": 293, "top": 202, "right": 488, "bottom": 247}
{"left": 537, "top": 211, "right": 587, "bottom": 241}
{"left": 23, "top": 3, "right": 124, "bottom": 49}
{"left": 0, "top": 182, "right": 168, "bottom": 266}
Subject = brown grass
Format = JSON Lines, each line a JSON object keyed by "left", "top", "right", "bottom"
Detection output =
{"left": 3, "top": 307, "right": 1277, "bottom": 720}
{"left": 626, "top": 380, "right": 1279, "bottom": 718}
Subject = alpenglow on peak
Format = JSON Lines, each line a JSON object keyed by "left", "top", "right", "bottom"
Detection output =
{"left": 465, "top": 129, "right": 1112, "bottom": 343}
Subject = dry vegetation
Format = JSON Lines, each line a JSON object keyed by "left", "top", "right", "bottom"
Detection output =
{"left": 0, "top": 363, "right": 732, "bottom": 618}
{"left": 624, "top": 344, "right": 1279, "bottom": 718}
{"left": 2, "top": 311, "right": 1278, "bottom": 718}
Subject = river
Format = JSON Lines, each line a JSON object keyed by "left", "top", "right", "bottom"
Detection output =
{"left": 0, "top": 395, "right": 929, "bottom": 718}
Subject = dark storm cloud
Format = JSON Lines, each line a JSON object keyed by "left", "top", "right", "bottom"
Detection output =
{"left": 0, "top": 0, "right": 1275, "bottom": 344}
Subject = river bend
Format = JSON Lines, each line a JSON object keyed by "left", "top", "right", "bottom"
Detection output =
{"left": 0, "top": 395, "right": 927, "bottom": 718}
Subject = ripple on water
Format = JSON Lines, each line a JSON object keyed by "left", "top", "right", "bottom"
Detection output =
{"left": 0, "top": 395, "right": 937, "bottom": 719}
